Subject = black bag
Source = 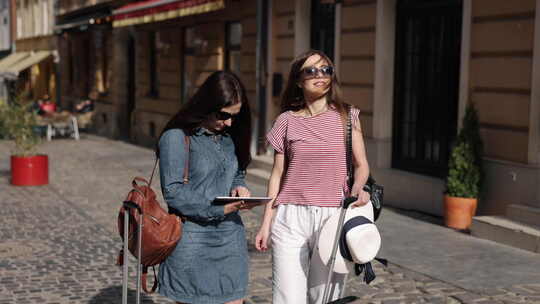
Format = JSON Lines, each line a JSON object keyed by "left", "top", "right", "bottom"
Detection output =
{"left": 346, "top": 107, "right": 384, "bottom": 221}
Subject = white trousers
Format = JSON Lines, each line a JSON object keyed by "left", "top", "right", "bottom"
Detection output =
{"left": 271, "top": 204, "right": 346, "bottom": 304}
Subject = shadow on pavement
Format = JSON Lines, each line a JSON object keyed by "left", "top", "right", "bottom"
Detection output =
{"left": 385, "top": 205, "right": 445, "bottom": 227}
{"left": 0, "top": 170, "right": 9, "bottom": 177}
{"left": 88, "top": 286, "right": 158, "bottom": 304}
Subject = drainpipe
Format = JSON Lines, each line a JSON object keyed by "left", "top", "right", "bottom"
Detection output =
{"left": 255, "top": 0, "right": 269, "bottom": 155}
{"left": 53, "top": 0, "right": 62, "bottom": 108}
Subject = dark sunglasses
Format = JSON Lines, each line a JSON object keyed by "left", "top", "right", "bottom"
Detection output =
{"left": 301, "top": 66, "right": 334, "bottom": 77}
{"left": 216, "top": 111, "right": 238, "bottom": 120}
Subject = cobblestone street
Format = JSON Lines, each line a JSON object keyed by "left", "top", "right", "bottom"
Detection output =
{"left": 1, "top": 136, "right": 539, "bottom": 304}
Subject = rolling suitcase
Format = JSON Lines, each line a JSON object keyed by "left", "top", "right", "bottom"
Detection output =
{"left": 321, "top": 196, "right": 358, "bottom": 304}
{"left": 121, "top": 200, "right": 143, "bottom": 304}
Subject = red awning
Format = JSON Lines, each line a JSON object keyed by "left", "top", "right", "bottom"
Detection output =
{"left": 113, "top": 0, "right": 225, "bottom": 27}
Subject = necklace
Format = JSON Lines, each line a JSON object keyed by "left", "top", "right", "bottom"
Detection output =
{"left": 304, "top": 105, "right": 328, "bottom": 117}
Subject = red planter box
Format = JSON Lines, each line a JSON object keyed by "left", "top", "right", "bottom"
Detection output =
{"left": 10, "top": 155, "right": 49, "bottom": 186}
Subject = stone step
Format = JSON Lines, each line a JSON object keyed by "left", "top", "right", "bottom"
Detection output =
{"left": 470, "top": 215, "right": 540, "bottom": 253}
{"left": 507, "top": 204, "right": 540, "bottom": 228}
{"left": 250, "top": 154, "right": 273, "bottom": 172}
{"left": 246, "top": 167, "right": 270, "bottom": 188}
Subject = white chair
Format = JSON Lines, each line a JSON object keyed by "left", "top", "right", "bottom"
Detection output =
{"left": 45, "top": 114, "right": 80, "bottom": 141}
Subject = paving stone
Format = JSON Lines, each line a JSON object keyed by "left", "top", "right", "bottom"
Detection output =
{"left": 451, "top": 293, "right": 490, "bottom": 303}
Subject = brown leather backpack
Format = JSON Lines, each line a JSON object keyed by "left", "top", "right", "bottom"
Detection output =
{"left": 117, "top": 136, "right": 190, "bottom": 293}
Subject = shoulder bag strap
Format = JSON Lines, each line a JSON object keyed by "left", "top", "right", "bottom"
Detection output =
{"left": 346, "top": 106, "right": 354, "bottom": 191}
{"left": 182, "top": 136, "right": 190, "bottom": 184}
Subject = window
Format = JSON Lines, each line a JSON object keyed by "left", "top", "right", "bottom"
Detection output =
{"left": 41, "top": 0, "right": 48, "bottom": 35}
{"left": 225, "top": 22, "right": 242, "bottom": 75}
{"left": 392, "top": 0, "right": 462, "bottom": 177}
{"left": 182, "top": 27, "right": 196, "bottom": 103}
{"left": 32, "top": 0, "right": 39, "bottom": 36}
{"left": 94, "top": 30, "right": 109, "bottom": 94}
{"left": 67, "top": 37, "right": 74, "bottom": 89}
{"left": 16, "top": 6, "right": 22, "bottom": 39}
{"left": 148, "top": 31, "right": 159, "bottom": 97}
{"left": 310, "top": 0, "right": 335, "bottom": 60}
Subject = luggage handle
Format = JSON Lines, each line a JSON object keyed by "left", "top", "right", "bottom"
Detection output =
{"left": 123, "top": 200, "right": 142, "bottom": 214}
{"left": 122, "top": 201, "right": 143, "bottom": 304}
{"left": 342, "top": 196, "right": 357, "bottom": 209}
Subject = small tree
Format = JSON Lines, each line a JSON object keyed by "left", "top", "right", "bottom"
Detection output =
{"left": 445, "top": 103, "right": 484, "bottom": 198}
{"left": 0, "top": 97, "right": 41, "bottom": 157}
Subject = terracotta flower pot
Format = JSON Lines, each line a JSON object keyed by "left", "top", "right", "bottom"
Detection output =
{"left": 443, "top": 195, "right": 477, "bottom": 230}
{"left": 10, "top": 155, "right": 49, "bottom": 186}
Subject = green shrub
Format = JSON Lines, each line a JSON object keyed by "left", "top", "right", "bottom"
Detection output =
{"left": 445, "top": 103, "right": 484, "bottom": 198}
{"left": 0, "top": 98, "right": 41, "bottom": 156}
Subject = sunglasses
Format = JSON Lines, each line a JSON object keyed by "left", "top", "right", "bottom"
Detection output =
{"left": 216, "top": 111, "right": 238, "bottom": 120}
{"left": 301, "top": 66, "right": 334, "bottom": 77}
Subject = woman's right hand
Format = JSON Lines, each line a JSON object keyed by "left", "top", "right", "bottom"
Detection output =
{"left": 255, "top": 224, "right": 271, "bottom": 251}
{"left": 224, "top": 201, "right": 261, "bottom": 214}
{"left": 224, "top": 201, "right": 243, "bottom": 215}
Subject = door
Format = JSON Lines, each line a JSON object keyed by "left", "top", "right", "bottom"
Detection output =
{"left": 310, "top": 0, "right": 335, "bottom": 60}
{"left": 392, "top": 0, "right": 463, "bottom": 177}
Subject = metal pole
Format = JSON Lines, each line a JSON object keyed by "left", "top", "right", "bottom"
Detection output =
{"left": 321, "top": 207, "right": 347, "bottom": 303}
{"left": 136, "top": 211, "right": 142, "bottom": 304}
{"left": 255, "top": 0, "right": 268, "bottom": 154}
{"left": 122, "top": 208, "right": 129, "bottom": 304}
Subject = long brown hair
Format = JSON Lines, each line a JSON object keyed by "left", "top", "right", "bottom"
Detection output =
{"left": 158, "top": 71, "right": 252, "bottom": 170}
{"left": 280, "top": 50, "right": 348, "bottom": 121}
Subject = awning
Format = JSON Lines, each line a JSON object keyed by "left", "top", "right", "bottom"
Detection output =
{"left": 113, "top": 0, "right": 225, "bottom": 28}
{"left": 54, "top": 12, "right": 111, "bottom": 32}
{"left": 0, "top": 52, "right": 30, "bottom": 72}
{"left": 0, "top": 51, "right": 52, "bottom": 80}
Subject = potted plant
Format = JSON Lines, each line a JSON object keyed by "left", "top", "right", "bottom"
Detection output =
{"left": 0, "top": 97, "right": 49, "bottom": 186}
{"left": 443, "top": 102, "right": 484, "bottom": 230}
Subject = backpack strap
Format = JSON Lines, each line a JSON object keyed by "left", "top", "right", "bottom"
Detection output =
{"left": 149, "top": 133, "right": 191, "bottom": 186}
{"left": 182, "top": 136, "right": 190, "bottom": 183}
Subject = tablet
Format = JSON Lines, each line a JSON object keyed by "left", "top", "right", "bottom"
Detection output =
{"left": 214, "top": 196, "right": 273, "bottom": 204}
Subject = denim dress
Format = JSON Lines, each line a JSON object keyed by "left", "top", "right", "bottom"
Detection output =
{"left": 157, "top": 128, "right": 249, "bottom": 304}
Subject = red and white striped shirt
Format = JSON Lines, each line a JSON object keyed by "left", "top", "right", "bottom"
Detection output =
{"left": 267, "top": 107, "right": 360, "bottom": 207}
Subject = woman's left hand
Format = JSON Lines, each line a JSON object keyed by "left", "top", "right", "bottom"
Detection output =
{"left": 231, "top": 186, "right": 251, "bottom": 198}
{"left": 350, "top": 183, "right": 370, "bottom": 208}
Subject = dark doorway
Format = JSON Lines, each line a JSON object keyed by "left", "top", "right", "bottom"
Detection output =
{"left": 310, "top": 0, "right": 335, "bottom": 61}
{"left": 122, "top": 36, "right": 136, "bottom": 140}
{"left": 392, "top": 0, "right": 462, "bottom": 177}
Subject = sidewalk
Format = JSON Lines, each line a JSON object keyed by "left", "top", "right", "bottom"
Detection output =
{"left": 0, "top": 135, "right": 539, "bottom": 304}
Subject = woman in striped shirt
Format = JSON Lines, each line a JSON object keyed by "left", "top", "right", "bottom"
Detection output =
{"left": 255, "top": 50, "right": 371, "bottom": 304}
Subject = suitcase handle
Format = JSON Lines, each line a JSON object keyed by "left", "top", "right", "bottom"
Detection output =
{"left": 342, "top": 196, "right": 358, "bottom": 209}
{"left": 123, "top": 200, "right": 142, "bottom": 214}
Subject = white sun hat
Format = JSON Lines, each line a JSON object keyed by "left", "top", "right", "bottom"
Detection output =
{"left": 317, "top": 202, "right": 381, "bottom": 274}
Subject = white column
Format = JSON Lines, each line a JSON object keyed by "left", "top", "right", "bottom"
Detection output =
{"left": 294, "top": 0, "right": 310, "bottom": 56}
{"left": 372, "top": 0, "right": 396, "bottom": 168}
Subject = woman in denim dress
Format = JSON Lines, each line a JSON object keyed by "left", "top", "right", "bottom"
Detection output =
{"left": 157, "top": 71, "right": 257, "bottom": 304}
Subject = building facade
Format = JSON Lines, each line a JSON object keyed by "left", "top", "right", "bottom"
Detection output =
{"left": 265, "top": 0, "right": 540, "bottom": 228}
{"left": 107, "top": 0, "right": 258, "bottom": 143}
{"left": 55, "top": 0, "right": 540, "bottom": 234}
{"left": 55, "top": 0, "right": 125, "bottom": 116}
{"left": 0, "top": 0, "right": 13, "bottom": 55}
{"left": 7, "top": 0, "right": 56, "bottom": 102}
